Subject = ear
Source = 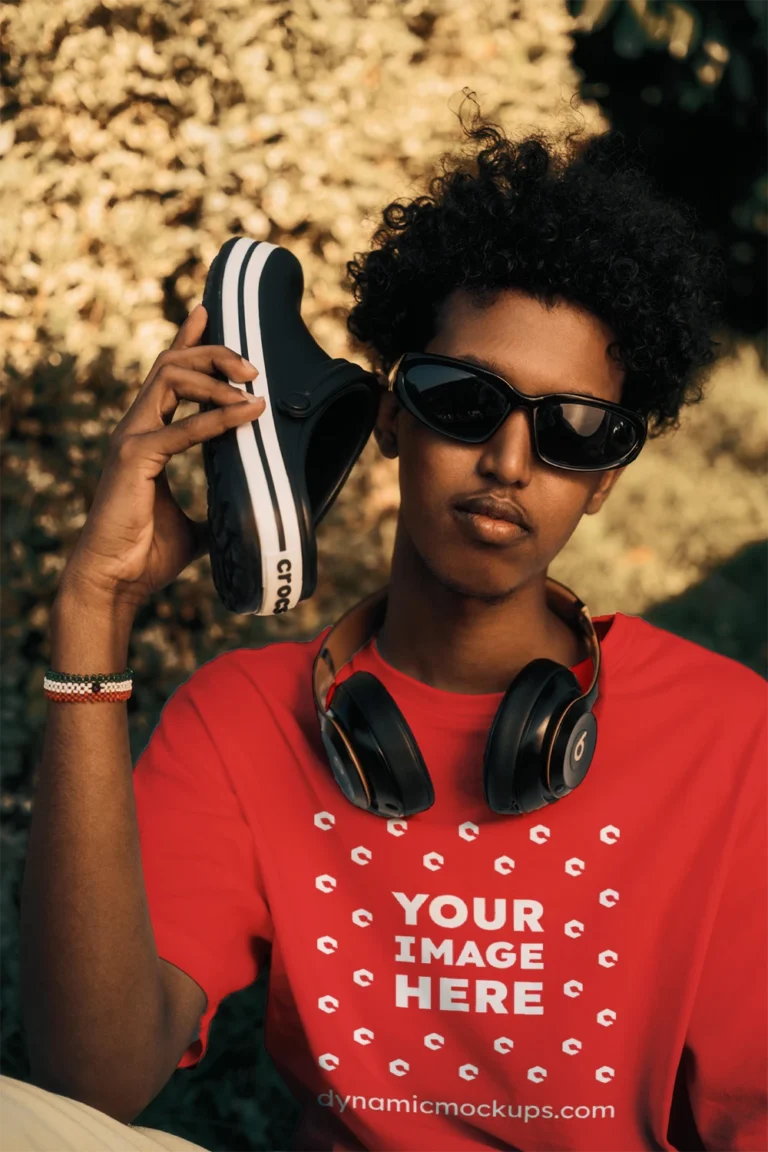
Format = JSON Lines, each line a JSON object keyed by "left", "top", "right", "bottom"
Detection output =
{"left": 584, "top": 466, "right": 626, "bottom": 516}
{"left": 373, "top": 389, "right": 400, "bottom": 459}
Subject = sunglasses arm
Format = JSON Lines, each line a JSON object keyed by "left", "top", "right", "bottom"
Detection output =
{"left": 386, "top": 353, "right": 406, "bottom": 392}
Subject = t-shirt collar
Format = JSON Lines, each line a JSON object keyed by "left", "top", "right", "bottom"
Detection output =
{"left": 346, "top": 613, "right": 628, "bottom": 726}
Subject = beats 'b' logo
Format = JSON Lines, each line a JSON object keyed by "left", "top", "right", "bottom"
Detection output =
{"left": 274, "top": 558, "right": 293, "bottom": 613}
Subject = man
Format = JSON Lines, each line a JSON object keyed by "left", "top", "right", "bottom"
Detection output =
{"left": 19, "top": 112, "right": 767, "bottom": 1151}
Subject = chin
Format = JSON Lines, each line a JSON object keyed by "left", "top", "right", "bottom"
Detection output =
{"left": 421, "top": 553, "right": 522, "bottom": 605}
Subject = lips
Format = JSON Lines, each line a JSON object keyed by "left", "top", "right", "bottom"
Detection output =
{"left": 454, "top": 495, "right": 532, "bottom": 531}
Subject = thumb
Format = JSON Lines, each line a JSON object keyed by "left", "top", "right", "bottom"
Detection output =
{"left": 153, "top": 470, "right": 210, "bottom": 568}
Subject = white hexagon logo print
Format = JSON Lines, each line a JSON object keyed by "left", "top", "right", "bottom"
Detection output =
{"left": 307, "top": 804, "right": 625, "bottom": 1092}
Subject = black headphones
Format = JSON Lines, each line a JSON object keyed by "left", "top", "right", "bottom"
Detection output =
{"left": 313, "top": 576, "right": 602, "bottom": 818}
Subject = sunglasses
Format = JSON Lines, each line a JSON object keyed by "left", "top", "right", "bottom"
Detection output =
{"left": 387, "top": 352, "right": 647, "bottom": 472}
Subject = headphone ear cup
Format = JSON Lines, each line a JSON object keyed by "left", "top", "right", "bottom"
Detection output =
{"left": 484, "top": 659, "right": 581, "bottom": 815}
{"left": 337, "top": 672, "right": 435, "bottom": 817}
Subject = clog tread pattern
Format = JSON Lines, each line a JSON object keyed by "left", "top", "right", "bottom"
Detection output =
{"left": 201, "top": 405, "right": 261, "bottom": 615}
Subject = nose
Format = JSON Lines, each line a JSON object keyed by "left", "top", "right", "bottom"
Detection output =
{"left": 476, "top": 407, "right": 535, "bottom": 487}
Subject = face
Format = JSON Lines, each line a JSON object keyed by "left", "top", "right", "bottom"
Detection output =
{"left": 374, "top": 288, "right": 628, "bottom": 602}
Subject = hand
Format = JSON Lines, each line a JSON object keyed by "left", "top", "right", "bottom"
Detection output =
{"left": 59, "top": 304, "right": 265, "bottom": 611}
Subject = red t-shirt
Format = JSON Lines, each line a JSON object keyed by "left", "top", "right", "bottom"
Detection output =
{"left": 132, "top": 609, "right": 768, "bottom": 1151}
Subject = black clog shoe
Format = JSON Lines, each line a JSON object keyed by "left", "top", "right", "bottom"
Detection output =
{"left": 200, "top": 236, "right": 380, "bottom": 615}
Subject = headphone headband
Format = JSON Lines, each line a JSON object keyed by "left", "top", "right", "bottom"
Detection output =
{"left": 313, "top": 577, "right": 601, "bottom": 718}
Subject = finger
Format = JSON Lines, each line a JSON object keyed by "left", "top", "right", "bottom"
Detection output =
{"left": 166, "top": 343, "right": 259, "bottom": 381}
{"left": 141, "top": 344, "right": 256, "bottom": 404}
{"left": 136, "top": 396, "right": 266, "bottom": 461}
{"left": 136, "top": 305, "right": 210, "bottom": 400}
{"left": 126, "top": 347, "right": 257, "bottom": 433}
{"left": 171, "top": 303, "right": 208, "bottom": 352}
{"left": 128, "top": 356, "right": 259, "bottom": 434}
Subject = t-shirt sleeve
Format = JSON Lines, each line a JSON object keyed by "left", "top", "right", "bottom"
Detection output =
{"left": 132, "top": 663, "right": 273, "bottom": 1069}
{"left": 683, "top": 706, "right": 768, "bottom": 1151}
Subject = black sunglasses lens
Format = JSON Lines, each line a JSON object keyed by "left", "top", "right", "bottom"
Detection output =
{"left": 402, "top": 363, "right": 507, "bottom": 442}
{"left": 401, "top": 360, "right": 641, "bottom": 467}
{"left": 536, "top": 401, "right": 640, "bottom": 468}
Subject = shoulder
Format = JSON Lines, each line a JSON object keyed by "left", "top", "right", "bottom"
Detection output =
{"left": 174, "top": 627, "right": 331, "bottom": 715}
{"left": 615, "top": 611, "right": 766, "bottom": 720}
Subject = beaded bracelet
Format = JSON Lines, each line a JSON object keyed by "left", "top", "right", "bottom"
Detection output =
{"left": 43, "top": 668, "right": 133, "bottom": 703}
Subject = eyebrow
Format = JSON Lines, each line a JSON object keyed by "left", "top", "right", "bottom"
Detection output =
{"left": 455, "top": 352, "right": 603, "bottom": 402}
{"left": 457, "top": 352, "right": 511, "bottom": 378}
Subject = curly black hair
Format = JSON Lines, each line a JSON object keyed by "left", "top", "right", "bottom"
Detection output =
{"left": 346, "top": 92, "right": 727, "bottom": 439}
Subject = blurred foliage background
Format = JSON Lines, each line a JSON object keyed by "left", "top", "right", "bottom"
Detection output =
{"left": 1, "top": 0, "right": 766, "bottom": 1148}
{"left": 570, "top": 0, "right": 767, "bottom": 333}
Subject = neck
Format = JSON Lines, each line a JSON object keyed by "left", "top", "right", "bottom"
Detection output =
{"left": 375, "top": 518, "right": 586, "bottom": 694}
